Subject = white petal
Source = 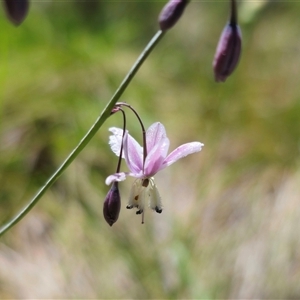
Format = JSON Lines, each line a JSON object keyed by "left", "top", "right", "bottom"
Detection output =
{"left": 105, "top": 173, "right": 127, "bottom": 185}
{"left": 127, "top": 179, "right": 146, "bottom": 213}
{"left": 108, "top": 127, "right": 125, "bottom": 158}
{"left": 148, "top": 178, "right": 163, "bottom": 213}
{"left": 162, "top": 142, "right": 204, "bottom": 169}
{"left": 109, "top": 127, "right": 143, "bottom": 173}
{"left": 146, "top": 122, "right": 167, "bottom": 153}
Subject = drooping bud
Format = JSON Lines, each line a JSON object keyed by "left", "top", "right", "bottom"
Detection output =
{"left": 3, "top": 0, "right": 29, "bottom": 26}
{"left": 103, "top": 182, "right": 121, "bottom": 226}
{"left": 158, "top": 0, "right": 189, "bottom": 31}
{"left": 213, "top": 0, "right": 242, "bottom": 82}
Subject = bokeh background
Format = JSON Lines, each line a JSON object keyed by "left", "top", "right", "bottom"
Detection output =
{"left": 1, "top": 1, "right": 300, "bottom": 298}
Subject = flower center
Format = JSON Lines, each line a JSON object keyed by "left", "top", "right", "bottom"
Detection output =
{"left": 142, "top": 178, "right": 149, "bottom": 187}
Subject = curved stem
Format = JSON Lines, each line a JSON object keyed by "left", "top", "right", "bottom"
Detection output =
{"left": 116, "top": 108, "right": 126, "bottom": 173}
{"left": 116, "top": 102, "right": 147, "bottom": 164}
{"left": 0, "top": 30, "right": 165, "bottom": 237}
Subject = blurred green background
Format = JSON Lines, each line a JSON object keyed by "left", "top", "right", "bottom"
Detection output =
{"left": 1, "top": 1, "right": 300, "bottom": 298}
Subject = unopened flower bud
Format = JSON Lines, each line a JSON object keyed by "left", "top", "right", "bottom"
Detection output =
{"left": 213, "top": 23, "right": 242, "bottom": 82}
{"left": 158, "top": 0, "right": 189, "bottom": 31}
{"left": 103, "top": 182, "right": 121, "bottom": 226}
{"left": 3, "top": 0, "right": 29, "bottom": 26}
{"left": 213, "top": 0, "right": 241, "bottom": 82}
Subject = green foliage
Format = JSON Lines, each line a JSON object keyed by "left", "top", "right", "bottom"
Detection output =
{"left": 1, "top": 2, "right": 300, "bottom": 298}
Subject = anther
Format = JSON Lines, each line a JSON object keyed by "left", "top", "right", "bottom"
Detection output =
{"left": 142, "top": 178, "right": 149, "bottom": 187}
{"left": 155, "top": 206, "right": 163, "bottom": 214}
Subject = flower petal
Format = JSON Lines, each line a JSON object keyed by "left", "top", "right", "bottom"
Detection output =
{"left": 127, "top": 179, "right": 145, "bottom": 210}
{"left": 148, "top": 178, "right": 163, "bottom": 213}
{"left": 105, "top": 172, "right": 127, "bottom": 185}
{"left": 123, "top": 131, "right": 143, "bottom": 174}
{"left": 144, "top": 137, "right": 170, "bottom": 177}
{"left": 108, "top": 127, "right": 125, "bottom": 158}
{"left": 146, "top": 122, "right": 167, "bottom": 153}
{"left": 161, "top": 142, "right": 204, "bottom": 169}
{"left": 127, "top": 171, "right": 144, "bottom": 179}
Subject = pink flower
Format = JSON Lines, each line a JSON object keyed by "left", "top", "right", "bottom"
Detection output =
{"left": 106, "top": 122, "right": 203, "bottom": 218}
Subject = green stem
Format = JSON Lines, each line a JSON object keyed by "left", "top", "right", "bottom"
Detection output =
{"left": 0, "top": 30, "right": 165, "bottom": 237}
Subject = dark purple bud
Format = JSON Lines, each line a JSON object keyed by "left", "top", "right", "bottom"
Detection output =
{"left": 3, "top": 0, "right": 29, "bottom": 26}
{"left": 213, "top": 23, "right": 242, "bottom": 82}
{"left": 158, "top": 0, "right": 189, "bottom": 31}
{"left": 103, "top": 182, "right": 121, "bottom": 226}
{"left": 213, "top": 0, "right": 241, "bottom": 82}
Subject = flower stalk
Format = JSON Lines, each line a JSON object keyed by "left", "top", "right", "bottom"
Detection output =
{"left": 115, "top": 102, "right": 148, "bottom": 166}
{"left": 0, "top": 30, "right": 165, "bottom": 237}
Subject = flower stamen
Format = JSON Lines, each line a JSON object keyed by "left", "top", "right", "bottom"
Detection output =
{"left": 142, "top": 178, "right": 149, "bottom": 187}
{"left": 155, "top": 207, "right": 162, "bottom": 214}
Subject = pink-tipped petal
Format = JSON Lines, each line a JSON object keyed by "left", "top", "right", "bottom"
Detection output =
{"left": 105, "top": 173, "right": 127, "bottom": 185}
{"left": 123, "top": 131, "right": 143, "bottom": 174}
{"left": 144, "top": 137, "right": 170, "bottom": 177}
{"left": 162, "top": 142, "right": 204, "bottom": 169}
{"left": 146, "top": 122, "right": 167, "bottom": 153}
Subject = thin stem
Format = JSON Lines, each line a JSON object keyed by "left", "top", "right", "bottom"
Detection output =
{"left": 0, "top": 30, "right": 165, "bottom": 237}
{"left": 230, "top": 0, "right": 237, "bottom": 25}
{"left": 115, "top": 102, "right": 147, "bottom": 164}
{"left": 116, "top": 108, "right": 126, "bottom": 173}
